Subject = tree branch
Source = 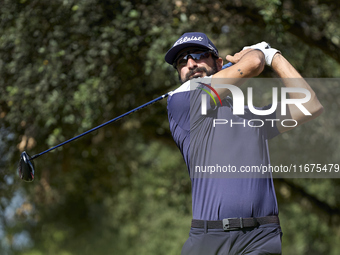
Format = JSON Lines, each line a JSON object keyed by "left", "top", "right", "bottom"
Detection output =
{"left": 220, "top": 2, "right": 340, "bottom": 64}
{"left": 274, "top": 179, "right": 340, "bottom": 226}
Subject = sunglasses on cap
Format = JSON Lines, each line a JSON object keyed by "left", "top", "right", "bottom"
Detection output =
{"left": 173, "top": 50, "right": 216, "bottom": 69}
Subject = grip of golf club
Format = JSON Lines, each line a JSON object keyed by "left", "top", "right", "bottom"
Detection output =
{"left": 222, "top": 62, "right": 233, "bottom": 69}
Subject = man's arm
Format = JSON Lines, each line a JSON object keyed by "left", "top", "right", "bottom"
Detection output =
{"left": 211, "top": 49, "right": 265, "bottom": 100}
{"left": 272, "top": 54, "right": 324, "bottom": 133}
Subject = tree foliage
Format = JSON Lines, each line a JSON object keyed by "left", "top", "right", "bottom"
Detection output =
{"left": 1, "top": 0, "right": 340, "bottom": 254}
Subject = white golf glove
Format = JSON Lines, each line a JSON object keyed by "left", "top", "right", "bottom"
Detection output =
{"left": 243, "top": 41, "right": 280, "bottom": 67}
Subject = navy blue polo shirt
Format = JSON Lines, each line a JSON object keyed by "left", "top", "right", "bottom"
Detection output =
{"left": 167, "top": 77, "right": 280, "bottom": 221}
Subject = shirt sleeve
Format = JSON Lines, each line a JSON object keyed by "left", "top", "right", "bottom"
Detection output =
{"left": 189, "top": 77, "right": 215, "bottom": 129}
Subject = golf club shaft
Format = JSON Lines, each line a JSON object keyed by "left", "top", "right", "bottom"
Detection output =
{"left": 30, "top": 93, "right": 169, "bottom": 160}
{"left": 30, "top": 63, "right": 233, "bottom": 160}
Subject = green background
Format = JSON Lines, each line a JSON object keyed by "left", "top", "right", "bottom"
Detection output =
{"left": 1, "top": 0, "right": 340, "bottom": 254}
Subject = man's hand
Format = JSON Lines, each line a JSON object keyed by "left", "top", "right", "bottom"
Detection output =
{"left": 225, "top": 48, "right": 253, "bottom": 64}
{"left": 211, "top": 49, "right": 265, "bottom": 102}
{"left": 243, "top": 41, "right": 281, "bottom": 66}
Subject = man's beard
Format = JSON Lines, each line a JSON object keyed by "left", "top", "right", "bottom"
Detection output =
{"left": 179, "top": 61, "right": 218, "bottom": 84}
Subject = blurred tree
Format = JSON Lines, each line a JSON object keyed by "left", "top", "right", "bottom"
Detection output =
{"left": 0, "top": 0, "right": 339, "bottom": 254}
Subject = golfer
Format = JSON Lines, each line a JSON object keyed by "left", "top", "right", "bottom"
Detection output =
{"left": 164, "top": 32, "right": 323, "bottom": 255}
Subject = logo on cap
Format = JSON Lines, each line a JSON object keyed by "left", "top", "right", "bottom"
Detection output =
{"left": 174, "top": 36, "right": 204, "bottom": 47}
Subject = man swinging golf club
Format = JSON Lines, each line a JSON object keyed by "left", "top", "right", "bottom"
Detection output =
{"left": 165, "top": 32, "right": 323, "bottom": 255}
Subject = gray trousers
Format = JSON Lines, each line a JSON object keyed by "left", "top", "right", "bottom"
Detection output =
{"left": 181, "top": 223, "right": 282, "bottom": 255}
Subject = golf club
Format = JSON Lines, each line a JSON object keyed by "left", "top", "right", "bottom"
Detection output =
{"left": 18, "top": 62, "right": 233, "bottom": 182}
{"left": 18, "top": 92, "right": 169, "bottom": 182}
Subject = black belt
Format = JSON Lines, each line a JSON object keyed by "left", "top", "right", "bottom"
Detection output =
{"left": 191, "top": 216, "right": 280, "bottom": 231}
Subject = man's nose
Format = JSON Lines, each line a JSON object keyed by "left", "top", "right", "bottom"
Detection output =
{"left": 186, "top": 56, "right": 198, "bottom": 68}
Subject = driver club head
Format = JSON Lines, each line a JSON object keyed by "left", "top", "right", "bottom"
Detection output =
{"left": 18, "top": 151, "right": 35, "bottom": 182}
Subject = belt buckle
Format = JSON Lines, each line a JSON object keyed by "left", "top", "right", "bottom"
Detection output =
{"left": 223, "top": 217, "right": 243, "bottom": 231}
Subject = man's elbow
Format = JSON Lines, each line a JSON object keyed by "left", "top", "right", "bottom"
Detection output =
{"left": 307, "top": 100, "right": 324, "bottom": 120}
{"left": 312, "top": 104, "right": 324, "bottom": 118}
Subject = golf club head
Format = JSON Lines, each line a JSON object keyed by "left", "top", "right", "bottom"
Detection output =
{"left": 18, "top": 151, "right": 35, "bottom": 182}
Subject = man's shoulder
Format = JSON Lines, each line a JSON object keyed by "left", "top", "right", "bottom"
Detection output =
{"left": 168, "top": 80, "right": 191, "bottom": 97}
{"left": 169, "top": 76, "right": 213, "bottom": 97}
